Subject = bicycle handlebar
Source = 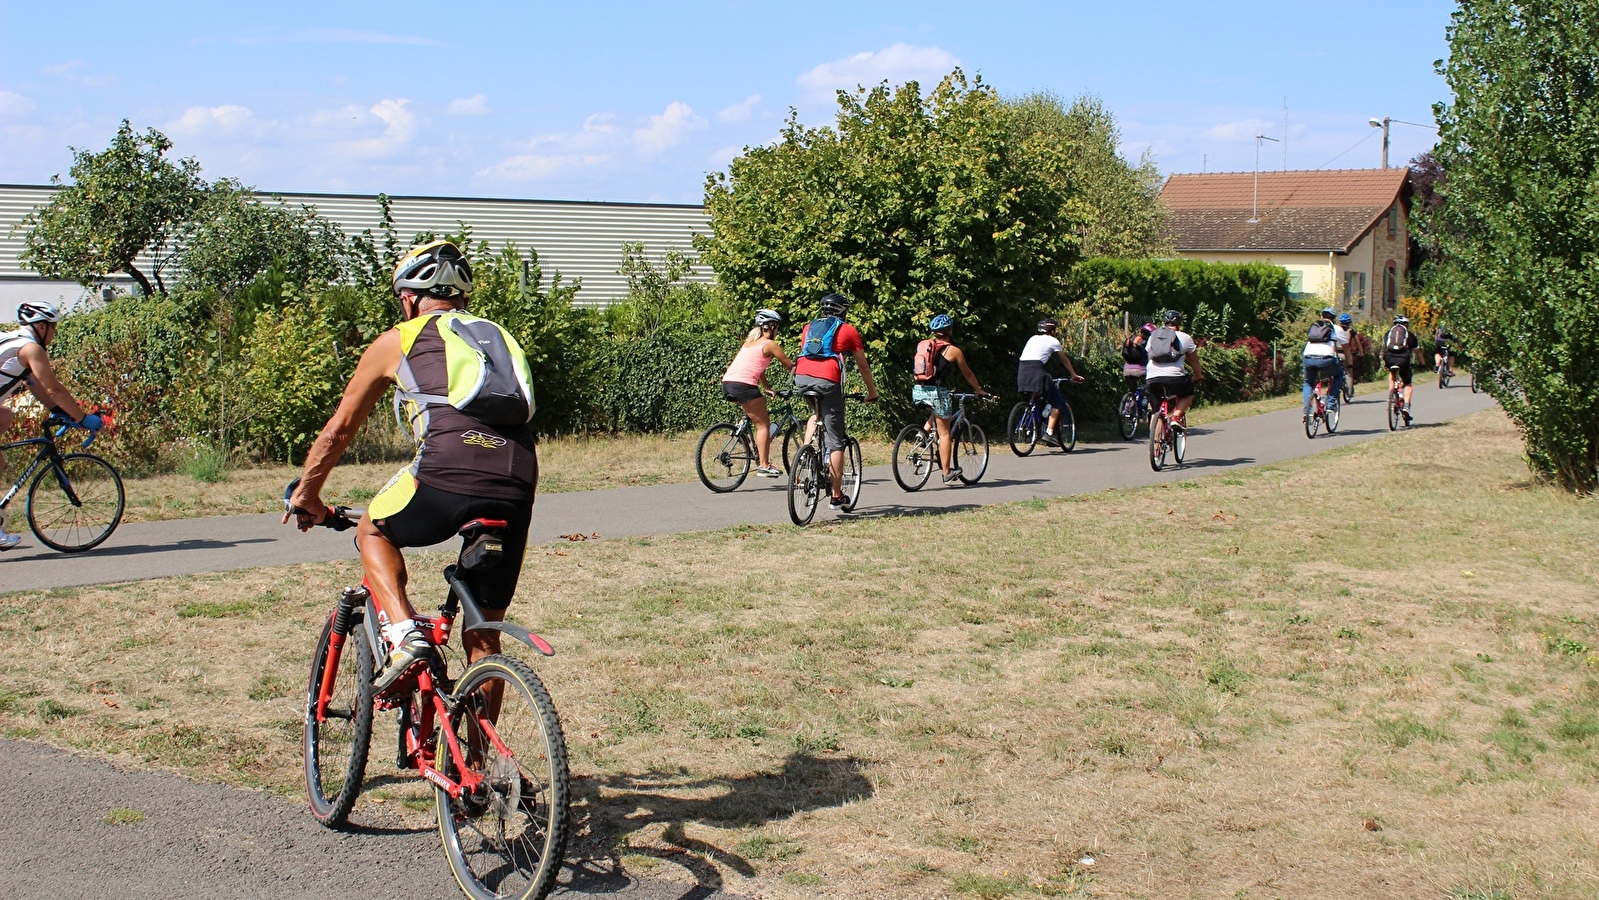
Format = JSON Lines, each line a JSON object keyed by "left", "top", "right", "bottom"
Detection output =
{"left": 46, "top": 410, "right": 111, "bottom": 448}
{"left": 283, "top": 478, "right": 364, "bottom": 531}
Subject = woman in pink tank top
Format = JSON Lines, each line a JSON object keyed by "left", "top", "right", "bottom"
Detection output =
{"left": 720, "top": 310, "right": 795, "bottom": 476}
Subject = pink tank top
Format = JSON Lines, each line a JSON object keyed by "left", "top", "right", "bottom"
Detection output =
{"left": 722, "top": 340, "right": 771, "bottom": 385}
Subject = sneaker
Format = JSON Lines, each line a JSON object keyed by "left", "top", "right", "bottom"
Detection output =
{"left": 1041, "top": 434, "right": 1061, "bottom": 447}
{"left": 0, "top": 532, "right": 21, "bottom": 551}
{"left": 943, "top": 468, "right": 963, "bottom": 486}
{"left": 755, "top": 465, "right": 782, "bottom": 478}
{"left": 373, "top": 629, "right": 435, "bottom": 695}
{"left": 828, "top": 495, "right": 845, "bottom": 510}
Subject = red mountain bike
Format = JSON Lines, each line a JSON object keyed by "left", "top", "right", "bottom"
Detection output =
{"left": 288, "top": 482, "right": 569, "bottom": 900}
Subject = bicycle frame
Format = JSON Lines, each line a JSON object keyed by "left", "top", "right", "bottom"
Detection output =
{"left": 0, "top": 434, "right": 69, "bottom": 511}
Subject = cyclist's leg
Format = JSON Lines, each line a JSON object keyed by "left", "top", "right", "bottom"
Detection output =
{"left": 458, "top": 496, "right": 534, "bottom": 665}
{"left": 1045, "top": 381, "right": 1067, "bottom": 434}
{"left": 1331, "top": 359, "right": 1345, "bottom": 405}
{"left": 798, "top": 376, "right": 846, "bottom": 499}
{"left": 1301, "top": 362, "right": 1317, "bottom": 414}
{"left": 739, "top": 395, "right": 773, "bottom": 468}
{"left": 1170, "top": 375, "right": 1197, "bottom": 425}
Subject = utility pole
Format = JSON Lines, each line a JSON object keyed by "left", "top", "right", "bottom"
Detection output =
{"left": 1251, "top": 133, "right": 1280, "bottom": 223}
{"left": 1368, "top": 116, "right": 1391, "bottom": 168}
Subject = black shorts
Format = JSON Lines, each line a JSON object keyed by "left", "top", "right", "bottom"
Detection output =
{"left": 722, "top": 380, "right": 762, "bottom": 403}
{"left": 372, "top": 480, "right": 533, "bottom": 611}
{"left": 1386, "top": 362, "right": 1414, "bottom": 386}
{"left": 1146, "top": 374, "right": 1194, "bottom": 400}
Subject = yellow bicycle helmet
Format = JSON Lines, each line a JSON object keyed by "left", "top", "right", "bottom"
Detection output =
{"left": 392, "top": 240, "right": 473, "bottom": 299}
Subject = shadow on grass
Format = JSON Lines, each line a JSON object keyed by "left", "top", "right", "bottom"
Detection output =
{"left": 837, "top": 502, "right": 983, "bottom": 520}
{"left": 563, "top": 753, "right": 872, "bottom": 896}
{"left": 1173, "top": 456, "right": 1256, "bottom": 470}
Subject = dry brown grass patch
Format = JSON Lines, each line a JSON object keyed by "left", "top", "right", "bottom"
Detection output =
{"left": 3, "top": 410, "right": 1597, "bottom": 898}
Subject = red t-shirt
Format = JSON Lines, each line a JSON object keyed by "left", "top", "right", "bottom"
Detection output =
{"left": 793, "top": 320, "right": 863, "bottom": 383}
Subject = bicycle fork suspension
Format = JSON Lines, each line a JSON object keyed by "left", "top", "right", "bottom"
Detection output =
{"left": 317, "top": 587, "right": 367, "bottom": 722}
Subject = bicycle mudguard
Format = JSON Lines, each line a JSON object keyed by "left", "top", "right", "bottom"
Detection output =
{"left": 445, "top": 567, "right": 556, "bottom": 656}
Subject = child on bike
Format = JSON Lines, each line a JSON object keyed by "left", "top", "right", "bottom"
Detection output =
{"left": 720, "top": 309, "right": 795, "bottom": 477}
{"left": 912, "top": 314, "right": 989, "bottom": 485}
{"left": 1121, "top": 323, "right": 1154, "bottom": 391}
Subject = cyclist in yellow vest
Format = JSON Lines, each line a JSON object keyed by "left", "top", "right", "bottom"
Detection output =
{"left": 286, "top": 241, "right": 537, "bottom": 692}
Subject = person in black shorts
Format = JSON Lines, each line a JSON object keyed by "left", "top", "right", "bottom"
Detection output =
{"left": 1143, "top": 309, "right": 1204, "bottom": 427}
{"left": 286, "top": 241, "right": 539, "bottom": 693}
{"left": 1382, "top": 314, "right": 1421, "bottom": 420}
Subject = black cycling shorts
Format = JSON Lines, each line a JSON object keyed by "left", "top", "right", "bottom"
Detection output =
{"left": 1146, "top": 374, "right": 1194, "bottom": 400}
{"left": 371, "top": 480, "right": 533, "bottom": 611}
{"left": 1386, "top": 361, "right": 1414, "bottom": 387}
{"left": 721, "top": 380, "right": 762, "bottom": 403}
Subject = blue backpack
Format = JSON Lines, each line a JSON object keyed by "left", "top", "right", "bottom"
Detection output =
{"left": 800, "top": 316, "right": 844, "bottom": 362}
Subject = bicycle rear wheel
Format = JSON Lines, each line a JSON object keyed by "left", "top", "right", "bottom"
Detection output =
{"left": 840, "top": 438, "right": 863, "bottom": 511}
{"left": 788, "top": 446, "right": 821, "bottom": 526}
{"left": 1007, "top": 402, "right": 1037, "bottom": 456}
{"left": 1149, "top": 417, "right": 1167, "bottom": 471}
{"left": 695, "top": 423, "right": 752, "bottom": 493}
{"left": 1437, "top": 361, "right": 1449, "bottom": 388}
{"left": 1117, "top": 392, "right": 1139, "bottom": 440}
{"left": 1305, "top": 405, "right": 1319, "bottom": 439}
{"left": 304, "top": 609, "right": 374, "bottom": 827}
{"left": 27, "top": 452, "right": 125, "bottom": 552}
{"left": 956, "top": 422, "right": 988, "bottom": 484}
{"left": 891, "top": 424, "right": 933, "bottom": 492}
{"left": 1388, "top": 393, "right": 1400, "bottom": 431}
{"left": 437, "top": 654, "right": 569, "bottom": 900}
{"left": 1054, "top": 402, "right": 1076, "bottom": 452}
{"left": 1470, "top": 368, "right": 1480, "bottom": 394}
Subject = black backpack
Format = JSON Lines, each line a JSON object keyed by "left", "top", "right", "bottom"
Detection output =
{"left": 1307, "top": 320, "right": 1334, "bottom": 343}
{"left": 1147, "top": 327, "right": 1183, "bottom": 364}
{"left": 1384, "top": 324, "right": 1411, "bottom": 353}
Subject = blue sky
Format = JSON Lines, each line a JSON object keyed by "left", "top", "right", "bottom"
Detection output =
{"left": 0, "top": 0, "right": 1455, "bottom": 203}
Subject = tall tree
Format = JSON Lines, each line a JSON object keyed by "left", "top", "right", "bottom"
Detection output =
{"left": 1420, "top": 0, "right": 1599, "bottom": 492}
{"left": 1007, "top": 92, "right": 1167, "bottom": 259}
{"left": 18, "top": 121, "right": 207, "bottom": 297}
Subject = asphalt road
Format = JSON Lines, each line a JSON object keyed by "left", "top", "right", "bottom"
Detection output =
{"left": 0, "top": 384, "right": 1496, "bottom": 595}
{"left": 0, "top": 739, "right": 747, "bottom": 900}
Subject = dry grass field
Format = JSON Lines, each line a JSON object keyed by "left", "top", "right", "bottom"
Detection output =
{"left": 2, "top": 409, "right": 1594, "bottom": 899}
{"left": 114, "top": 431, "right": 892, "bottom": 524}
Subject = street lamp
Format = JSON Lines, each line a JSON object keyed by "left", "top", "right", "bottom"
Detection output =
{"left": 1368, "top": 116, "right": 1434, "bottom": 168}
{"left": 1250, "top": 133, "right": 1280, "bottom": 224}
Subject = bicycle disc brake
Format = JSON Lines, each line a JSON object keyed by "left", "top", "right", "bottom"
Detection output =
{"left": 486, "top": 750, "right": 524, "bottom": 832}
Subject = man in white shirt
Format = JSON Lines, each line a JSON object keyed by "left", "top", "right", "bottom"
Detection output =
{"left": 1015, "top": 319, "right": 1084, "bottom": 443}
{"left": 1302, "top": 307, "right": 1347, "bottom": 419}
{"left": 1144, "top": 309, "right": 1203, "bottom": 427}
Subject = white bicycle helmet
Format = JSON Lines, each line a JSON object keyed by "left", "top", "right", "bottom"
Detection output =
{"left": 392, "top": 240, "right": 473, "bottom": 299}
{"left": 754, "top": 309, "right": 782, "bottom": 327}
{"left": 17, "top": 301, "right": 60, "bottom": 325}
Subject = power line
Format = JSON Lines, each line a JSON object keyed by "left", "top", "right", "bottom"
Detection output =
{"left": 1317, "top": 131, "right": 1381, "bottom": 171}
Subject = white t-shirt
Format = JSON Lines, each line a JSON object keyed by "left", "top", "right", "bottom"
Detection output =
{"left": 1019, "top": 334, "right": 1063, "bottom": 364}
{"left": 1304, "top": 321, "right": 1348, "bottom": 359}
{"left": 1145, "top": 330, "right": 1197, "bottom": 379}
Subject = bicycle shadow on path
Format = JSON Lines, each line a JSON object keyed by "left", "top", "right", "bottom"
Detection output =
{"left": 559, "top": 753, "right": 871, "bottom": 897}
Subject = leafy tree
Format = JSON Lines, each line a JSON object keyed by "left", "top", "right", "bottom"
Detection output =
{"left": 699, "top": 70, "right": 1090, "bottom": 423}
{"left": 17, "top": 121, "right": 207, "bottom": 297}
{"left": 175, "top": 180, "right": 349, "bottom": 297}
{"left": 1420, "top": 0, "right": 1599, "bottom": 492}
{"left": 1007, "top": 92, "right": 1167, "bottom": 259}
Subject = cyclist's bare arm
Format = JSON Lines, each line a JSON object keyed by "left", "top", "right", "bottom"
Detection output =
{"left": 288, "top": 330, "right": 401, "bottom": 525}
{"left": 767, "top": 339, "right": 795, "bottom": 371}
{"left": 1186, "top": 348, "right": 1204, "bottom": 381}
{"left": 17, "top": 343, "right": 85, "bottom": 420}
{"left": 1054, "top": 350, "right": 1084, "bottom": 382}
{"left": 851, "top": 347, "right": 879, "bottom": 401}
{"left": 947, "top": 346, "right": 986, "bottom": 395}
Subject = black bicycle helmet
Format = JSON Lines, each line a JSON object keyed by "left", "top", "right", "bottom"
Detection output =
{"left": 1037, "top": 319, "right": 1059, "bottom": 333}
{"left": 819, "top": 292, "right": 849, "bottom": 316}
{"left": 1163, "top": 309, "right": 1183, "bottom": 326}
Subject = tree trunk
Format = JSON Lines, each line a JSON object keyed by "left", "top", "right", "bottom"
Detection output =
{"left": 125, "top": 265, "right": 156, "bottom": 298}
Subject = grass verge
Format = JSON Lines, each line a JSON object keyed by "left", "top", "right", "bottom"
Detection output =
{"left": 3, "top": 409, "right": 1594, "bottom": 899}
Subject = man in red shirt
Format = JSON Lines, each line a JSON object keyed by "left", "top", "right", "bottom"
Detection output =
{"left": 794, "top": 292, "right": 879, "bottom": 508}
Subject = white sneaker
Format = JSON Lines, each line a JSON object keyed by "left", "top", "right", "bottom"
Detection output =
{"left": 0, "top": 532, "right": 22, "bottom": 551}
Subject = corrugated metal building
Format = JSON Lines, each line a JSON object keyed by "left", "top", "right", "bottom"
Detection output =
{"left": 0, "top": 184, "right": 712, "bottom": 314}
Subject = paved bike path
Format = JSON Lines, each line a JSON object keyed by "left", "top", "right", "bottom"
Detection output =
{"left": 0, "top": 738, "right": 747, "bottom": 900}
{"left": 0, "top": 386, "right": 1497, "bottom": 594}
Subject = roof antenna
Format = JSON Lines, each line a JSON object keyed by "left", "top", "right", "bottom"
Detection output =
{"left": 1251, "top": 133, "right": 1280, "bottom": 223}
{"left": 1202, "top": 153, "right": 1207, "bottom": 173}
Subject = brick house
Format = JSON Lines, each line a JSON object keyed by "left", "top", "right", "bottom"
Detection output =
{"left": 1159, "top": 168, "right": 1411, "bottom": 319}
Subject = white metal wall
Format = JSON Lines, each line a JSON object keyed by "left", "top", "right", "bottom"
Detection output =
{"left": 0, "top": 185, "right": 711, "bottom": 306}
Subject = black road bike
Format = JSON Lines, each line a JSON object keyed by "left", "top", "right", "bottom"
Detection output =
{"left": 0, "top": 413, "right": 123, "bottom": 552}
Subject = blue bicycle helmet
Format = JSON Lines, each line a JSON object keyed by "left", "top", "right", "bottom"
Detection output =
{"left": 1339, "top": 313, "right": 1353, "bottom": 326}
{"left": 928, "top": 314, "right": 954, "bottom": 332}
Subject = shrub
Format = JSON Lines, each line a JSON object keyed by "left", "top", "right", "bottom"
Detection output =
{"left": 1063, "top": 258, "right": 1294, "bottom": 342}
{"left": 238, "top": 290, "right": 349, "bottom": 462}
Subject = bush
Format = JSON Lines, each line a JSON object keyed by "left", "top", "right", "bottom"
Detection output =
{"left": 1063, "top": 258, "right": 1294, "bottom": 342}
{"left": 238, "top": 290, "right": 350, "bottom": 462}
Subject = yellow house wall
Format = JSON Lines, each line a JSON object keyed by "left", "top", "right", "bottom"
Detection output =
{"left": 1176, "top": 250, "right": 1336, "bottom": 298}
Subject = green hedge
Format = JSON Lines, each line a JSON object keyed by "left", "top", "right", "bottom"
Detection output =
{"left": 1064, "top": 258, "right": 1294, "bottom": 342}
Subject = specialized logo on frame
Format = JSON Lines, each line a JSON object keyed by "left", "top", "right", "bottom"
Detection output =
{"left": 462, "top": 430, "right": 507, "bottom": 449}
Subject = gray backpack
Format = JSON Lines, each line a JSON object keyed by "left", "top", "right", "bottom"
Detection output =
{"left": 1147, "top": 326, "right": 1184, "bottom": 364}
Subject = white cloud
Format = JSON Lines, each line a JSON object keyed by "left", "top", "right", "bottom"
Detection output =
{"left": 167, "top": 104, "right": 259, "bottom": 137}
{"left": 43, "top": 60, "right": 116, "bottom": 88}
{"left": 632, "top": 101, "right": 705, "bottom": 156}
{"left": 340, "top": 98, "right": 416, "bottom": 158}
{"left": 709, "top": 145, "right": 744, "bottom": 167}
{"left": 446, "top": 94, "right": 490, "bottom": 116}
{"left": 478, "top": 153, "right": 612, "bottom": 181}
{"left": 0, "top": 91, "right": 36, "bottom": 117}
{"left": 797, "top": 43, "right": 960, "bottom": 102}
{"left": 1202, "top": 118, "right": 1279, "bottom": 142}
{"left": 716, "top": 94, "right": 762, "bottom": 123}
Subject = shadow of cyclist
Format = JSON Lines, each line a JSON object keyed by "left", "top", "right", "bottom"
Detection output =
{"left": 559, "top": 753, "right": 872, "bottom": 896}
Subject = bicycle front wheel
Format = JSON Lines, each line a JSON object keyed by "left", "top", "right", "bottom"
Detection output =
{"left": 695, "top": 423, "right": 752, "bottom": 493}
{"left": 780, "top": 424, "right": 800, "bottom": 474}
{"left": 27, "top": 453, "right": 125, "bottom": 552}
{"left": 1054, "top": 402, "right": 1076, "bottom": 452}
{"left": 1007, "top": 402, "right": 1037, "bottom": 456}
{"left": 1173, "top": 422, "right": 1188, "bottom": 464}
{"left": 1117, "top": 392, "right": 1139, "bottom": 440}
{"left": 788, "top": 446, "right": 821, "bottom": 526}
{"left": 840, "top": 438, "right": 863, "bottom": 511}
{"left": 891, "top": 425, "right": 933, "bottom": 492}
{"left": 304, "top": 610, "right": 374, "bottom": 827}
{"left": 956, "top": 422, "right": 988, "bottom": 485}
{"left": 438, "top": 654, "right": 569, "bottom": 900}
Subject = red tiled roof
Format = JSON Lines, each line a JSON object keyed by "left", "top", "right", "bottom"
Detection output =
{"left": 1159, "top": 168, "right": 1409, "bottom": 252}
